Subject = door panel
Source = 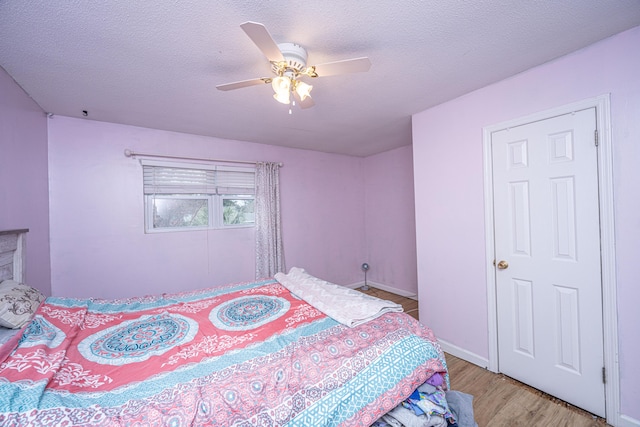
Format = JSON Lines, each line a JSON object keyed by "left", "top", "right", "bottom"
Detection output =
{"left": 492, "top": 108, "right": 605, "bottom": 417}
{"left": 512, "top": 278, "right": 534, "bottom": 356}
{"left": 508, "top": 180, "right": 531, "bottom": 256}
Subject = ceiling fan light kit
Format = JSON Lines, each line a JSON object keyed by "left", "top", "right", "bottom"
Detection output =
{"left": 216, "top": 21, "right": 371, "bottom": 110}
{"left": 269, "top": 42, "right": 313, "bottom": 105}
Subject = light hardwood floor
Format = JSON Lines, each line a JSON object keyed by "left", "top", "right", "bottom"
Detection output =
{"left": 357, "top": 286, "right": 610, "bottom": 427}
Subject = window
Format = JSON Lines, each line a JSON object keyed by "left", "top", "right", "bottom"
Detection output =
{"left": 142, "top": 160, "right": 255, "bottom": 233}
{"left": 222, "top": 195, "right": 255, "bottom": 226}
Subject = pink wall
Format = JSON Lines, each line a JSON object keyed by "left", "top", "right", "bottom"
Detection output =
{"left": 0, "top": 66, "right": 51, "bottom": 295}
{"left": 412, "top": 26, "right": 640, "bottom": 421}
{"left": 47, "top": 117, "right": 372, "bottom": 298}
{"left": 364, "top": 145, "right": 417, "bottom": 295}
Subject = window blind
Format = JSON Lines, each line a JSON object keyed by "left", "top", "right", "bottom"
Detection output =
{"left": 216, "top": 166, "right": 256, "bottom": 195}
{"left": 142, "top": 162, "right": 255, "bottom": 195}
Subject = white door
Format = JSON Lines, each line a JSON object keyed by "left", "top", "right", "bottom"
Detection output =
{"left": 491, "top": 108, "right": 605, "bottom": 417}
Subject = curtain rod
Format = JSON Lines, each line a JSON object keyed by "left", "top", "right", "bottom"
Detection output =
{"left": 123, "top": 149, "right": 283, "bottom": 167}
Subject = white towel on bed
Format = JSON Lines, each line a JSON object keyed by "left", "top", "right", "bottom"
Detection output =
{"left": 274, "top": 267, "right": 404, "bottom": 327}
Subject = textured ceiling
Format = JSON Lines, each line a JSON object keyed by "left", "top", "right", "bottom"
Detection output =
{"left": 1, "top": 1, "right": 639, "bottom": 157}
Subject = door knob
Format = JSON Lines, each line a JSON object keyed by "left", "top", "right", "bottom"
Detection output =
{"left": 497, "top": 260, "right": 509, "bottom": 270}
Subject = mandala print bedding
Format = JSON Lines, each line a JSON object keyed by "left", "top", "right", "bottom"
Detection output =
{"left": 0, "top": 279, "right": 448, "bottom": 426}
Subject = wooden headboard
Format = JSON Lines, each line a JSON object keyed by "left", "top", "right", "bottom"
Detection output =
{"left": 0, "top": 229, "right": 28, "bottom": 283}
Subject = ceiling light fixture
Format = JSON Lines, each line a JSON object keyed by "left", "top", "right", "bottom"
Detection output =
{"left": 271, "top": 75, "right": 314, "bottom": 106}
{"left": 269, "top": 44, "right": 314, "bottom": 107}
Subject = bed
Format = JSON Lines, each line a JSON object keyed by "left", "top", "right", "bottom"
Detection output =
{"left": 0, "top": 230, "right": 452, "bottom": 426}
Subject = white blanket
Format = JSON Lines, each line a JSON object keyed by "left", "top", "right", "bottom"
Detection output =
{"left": 274, "top": 267, "right": 404, "bottom": 327}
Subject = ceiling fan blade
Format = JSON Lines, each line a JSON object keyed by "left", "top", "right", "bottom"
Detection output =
{"left": 310, "top": 57, "right": 371, "bottom": 77}
{"left": 240, "top": 21, "right": 285, "bottom": 63}
{"left": 216, "top": 78, "right": 269, "bottom": 91}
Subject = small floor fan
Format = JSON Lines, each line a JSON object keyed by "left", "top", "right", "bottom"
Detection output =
{"left": 361, "top": 262, "right": 370, "bottom": 291}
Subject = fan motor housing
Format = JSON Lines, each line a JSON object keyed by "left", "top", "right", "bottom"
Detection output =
{"left": 272, "top": 42, "right": 308, "bottom": 73}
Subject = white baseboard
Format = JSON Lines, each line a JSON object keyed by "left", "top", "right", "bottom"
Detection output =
{"left": 437, "top": 338, "right": 491, "bottom": 370}
{"left": 619, "top": 415, "right": 640, "bottom": 427}
{"left": 345, "top": 281, "right": 418, "bottom": 300}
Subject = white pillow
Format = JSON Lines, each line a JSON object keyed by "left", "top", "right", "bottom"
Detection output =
{"left": 0, "top": 280, "right": 45, "bottom": 329}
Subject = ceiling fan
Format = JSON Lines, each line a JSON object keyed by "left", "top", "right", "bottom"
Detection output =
{"left": 216, "top": 21, "right": 371, "bottom": 110}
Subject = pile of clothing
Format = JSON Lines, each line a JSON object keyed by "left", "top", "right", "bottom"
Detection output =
{"left": 372, "top": 373, "right": 477, "bottom": 427}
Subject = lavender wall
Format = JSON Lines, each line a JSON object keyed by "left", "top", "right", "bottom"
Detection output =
{"left": 0, "top": 67, "right": 51, "bottom": 295}
{"left": 364, "top": 145, "right": 417, "bottom": 295}
{"left": 412, "top": 26, "right": 640, "bottom": 422}
{"left": 47, "top": 117, "right": 372, "bottom": 298}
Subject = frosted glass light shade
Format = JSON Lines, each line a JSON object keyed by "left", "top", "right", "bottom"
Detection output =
{"left": 295, "top": 81, "right": 313, "bottom": 101}
{"left": 273, "top": 91, "right": 291, "bottom": 104}
{"left": 272, "top": 76, "right": 291, "bottom": 104}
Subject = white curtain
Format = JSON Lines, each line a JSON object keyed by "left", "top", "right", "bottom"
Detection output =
{"left": 255, "top": 162, "right": 285, "bottom": 278}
